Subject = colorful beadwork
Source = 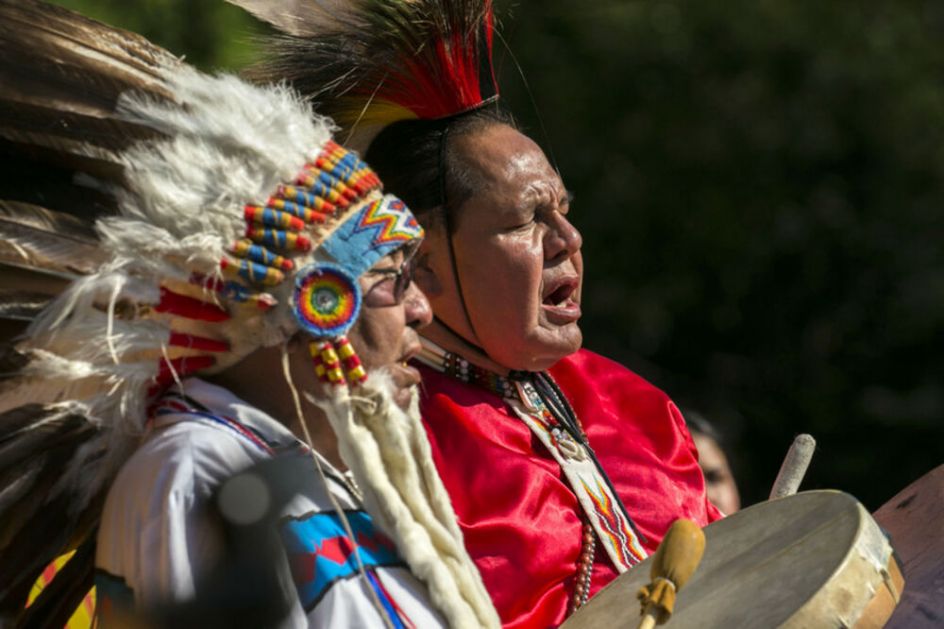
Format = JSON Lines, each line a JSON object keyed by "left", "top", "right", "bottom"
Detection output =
{"left": 354, "top": 199, "right": 424, "bottom": 248}
{"left": 320, "top": 197, "right": 425, "bottom": 276}
{"left": 219, "top": 281, "right": 277, "bottom": 309}
{"left": 182, "top": 141, "right": 418, "bottom": 393}
{"left": 246, "top": 226, "right": 312, "bottom": 252}
{"left": 335, "top": 336, "right": 367, "bottom": 384}
{"left": 220, "top": 256, "right": 286, "bottom": 286}
{"left": 224, "top": 142, "right": 402, "bottom": 310}
{"left": 306, "top": 337, "right": 367, "bottom": 386}
{"left": 308, "top": 341, "right": 328, "bottom": 380}
{"left": 230, "top": 239, "right": 294, "bottom": 272}
{"left": 244, "top": 205, "right": 306, "bottom": 231}
{"left": 268, "top": 197, "right": 331, "bottom": 222}
{"left": 579, "top": 477, "right": 647, "bottom": 567}
{"left": 319, "top": 340, "right": 345, "bottom": 384}
{"left": 292, "top": 264, "right": 361, "bottom": 338}
{"left": 189, "top": 273, "right": 277, "bottom": 310}
{"left": 418, "top": 342, "right": 516, "bottom": 399}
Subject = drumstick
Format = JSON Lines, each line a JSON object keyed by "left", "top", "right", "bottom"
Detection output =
{"left": 769, "top": 433, "right": 816, "bottom": 499}
{"left": 636, "top": 519, "right": 706, "bottom": 629}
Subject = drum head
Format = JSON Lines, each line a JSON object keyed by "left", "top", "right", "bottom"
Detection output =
{"left": 562, "top": 491, "right": 897, "bottom": 628}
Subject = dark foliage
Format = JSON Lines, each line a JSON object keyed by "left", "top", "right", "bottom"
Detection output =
{"left": 496, "top": 0, "right": 944, "bottom": 508}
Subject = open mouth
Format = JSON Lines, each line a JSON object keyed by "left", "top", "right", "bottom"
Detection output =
{"left": 541, "top": 276, "right": 581, "bottom": 324}
{"left": 397, "top": 342, "right": 422, "bottom": 367}
{"left": 543, "top": 278, "right": 578, "bottom": 307}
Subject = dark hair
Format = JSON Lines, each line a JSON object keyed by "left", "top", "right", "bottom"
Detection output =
{"left": 685, "top": 410, "right": 724, "bottom": 444}
{"left": 365, "top": 103, "right": 516, "bottom": 232}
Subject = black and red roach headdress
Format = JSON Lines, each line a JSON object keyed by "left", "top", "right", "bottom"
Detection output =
{"left": 232, "top": 0, "right": 500, "bottom": 146}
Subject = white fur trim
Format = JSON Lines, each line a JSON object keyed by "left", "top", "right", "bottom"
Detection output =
{"left": 313, "top": 374, "right": 500, "bottom": 628}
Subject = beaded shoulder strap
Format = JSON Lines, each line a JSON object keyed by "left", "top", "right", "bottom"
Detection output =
{"left": 506, "top": 377, "right": 647, "bottom": 574}
{"left": 416, "top": 340, "right": 647, "bottom": 574}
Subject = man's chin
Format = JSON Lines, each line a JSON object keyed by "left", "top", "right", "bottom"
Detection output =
{"left": 490, "top": 325, "right": 583, "bottom": 372}
{"left": 539, "top": 321, "right": 582, "bottom": 354}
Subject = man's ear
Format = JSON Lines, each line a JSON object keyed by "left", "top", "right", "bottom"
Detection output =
{"left": 414, "top": 241, "right": 443, "bottom": 298}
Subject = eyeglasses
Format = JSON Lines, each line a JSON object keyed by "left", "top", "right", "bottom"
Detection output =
{"left": 363, "top": 244, "right": 420, "bottom": 307}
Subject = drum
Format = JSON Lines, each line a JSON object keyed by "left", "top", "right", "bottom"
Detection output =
{"left": 873, "top": 464, "right": 944, "bottom": 629}
{"left": 561, "top": 491, "right": 903, "bottom": 628}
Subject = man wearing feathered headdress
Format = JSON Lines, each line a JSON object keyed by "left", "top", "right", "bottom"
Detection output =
{"left": 0, "top": 2, "right": 499, "bottom": 627}
{"left": 232, "top": 0, "right": 723, "bottom": 626}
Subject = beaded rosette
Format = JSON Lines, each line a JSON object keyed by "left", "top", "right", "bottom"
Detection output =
{"left": 228, "top": 141, "right": 423, "bottom": 387}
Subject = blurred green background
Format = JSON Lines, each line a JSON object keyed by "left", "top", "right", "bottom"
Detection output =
{"left": 51, "top": 0, "right": 942, "bottom": 509}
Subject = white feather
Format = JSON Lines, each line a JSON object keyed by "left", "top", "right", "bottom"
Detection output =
{"left": 225, "top": 0, "right": 363, "bottom": 37}
{"left": 3, "top": 47, "right": 351, "bottom": 550}
{"left": 114, "top": 70, "right": 333, "bottom": 243}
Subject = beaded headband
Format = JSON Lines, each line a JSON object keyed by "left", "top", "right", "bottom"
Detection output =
{"left": 157, "top": 139, "right": 423, "bottom": 390}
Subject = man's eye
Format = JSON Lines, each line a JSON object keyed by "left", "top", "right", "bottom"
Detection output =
{"left": 368, "top": 268, "right": 398, "bottom": 277}
{"left": 509, "top": 217, "right": 535, "bottom": 230}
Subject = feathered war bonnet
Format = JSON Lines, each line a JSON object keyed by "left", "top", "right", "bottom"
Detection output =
{"left": 0, "top": 0, "right": 423, "bottom": 617}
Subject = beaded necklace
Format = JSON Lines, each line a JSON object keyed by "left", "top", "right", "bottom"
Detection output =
{"left": 419, "top": 341, "right": 517, "bottom": 400}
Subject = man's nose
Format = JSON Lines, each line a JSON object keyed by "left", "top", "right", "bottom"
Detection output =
{"left": 545, "top": 213, "right": 583, "bottom": 264}
{"left": 403, "top": 281, "right": 433, "bottom": 329}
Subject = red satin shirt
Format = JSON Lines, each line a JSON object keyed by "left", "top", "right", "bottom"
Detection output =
{"left": 419, "top": 349, "right": 721, "bottom": 628}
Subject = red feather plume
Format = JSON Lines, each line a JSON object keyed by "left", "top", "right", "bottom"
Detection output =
{"left": 233, "top": 0, "right": 499, "bottom": 136}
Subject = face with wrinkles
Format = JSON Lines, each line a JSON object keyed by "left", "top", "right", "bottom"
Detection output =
{"left": 418, "top": 124, "right": 584, "bottom": 371}
{"left": 347, "top": 247, "right": 432, "bottom": 408}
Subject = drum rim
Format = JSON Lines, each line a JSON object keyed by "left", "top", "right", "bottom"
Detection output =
{"left": 561, "top": 490, "right": 894, "bottom": 629}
